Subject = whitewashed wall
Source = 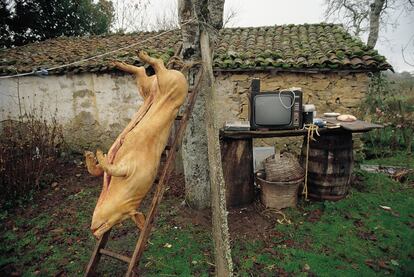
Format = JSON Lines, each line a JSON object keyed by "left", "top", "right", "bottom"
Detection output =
{"left": 0, "top": 73, "right": 142, "bottom": 152}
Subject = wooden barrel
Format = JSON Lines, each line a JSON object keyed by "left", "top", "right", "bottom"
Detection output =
{"left": 302, "top": 132, "right": 353, "bottom": 201}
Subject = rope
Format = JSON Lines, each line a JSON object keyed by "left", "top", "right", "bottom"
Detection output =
{"left": 302, "top": 123, "right": 320, "bottom": 200}
{"left": 0, "top": 18, "right": 198, "bottom": 80}
{"left": 254, "top": 200, "right": 292, "bottom": 225}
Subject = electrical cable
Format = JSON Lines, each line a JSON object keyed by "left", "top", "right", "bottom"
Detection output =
{"left": 278, "top": 89, "right": 296, "bottom": 109}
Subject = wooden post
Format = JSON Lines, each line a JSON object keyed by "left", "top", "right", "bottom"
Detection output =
{"left": 221, "top": 138, "right": 254, "bottom": 207}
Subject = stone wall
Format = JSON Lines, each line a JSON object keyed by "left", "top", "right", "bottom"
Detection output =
{"left": 0, "top": 73, "right": 142, "bottom": 152}
{"left": 214, "top": 71, "right": 369, "bottom": 153}
{"left": 0, "top": 71, "right": 368, "bottom": 152}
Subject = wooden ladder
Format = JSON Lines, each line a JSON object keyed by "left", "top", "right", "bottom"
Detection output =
{"left": 84, "top": 67, "right": 203, "bottom": 277}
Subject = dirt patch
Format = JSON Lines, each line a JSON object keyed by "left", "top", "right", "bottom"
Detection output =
{"left": 163, "top": 174, "right": 279, "bottom": 241}
{"left": 1, "top": 159, "right": 99, "bottom": 227}
{"left": 228, "top": 204, "right": 274, "bottom": 241}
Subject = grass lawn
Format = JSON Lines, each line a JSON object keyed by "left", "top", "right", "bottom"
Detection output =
{"left": 362, "top": 151, "right": 414, "bottom": 169}
{"left": 0, "top": 156, "right": 413, "bottom": 276}
{"left": 231, "top": 170, "right": 414, "bottom": 276}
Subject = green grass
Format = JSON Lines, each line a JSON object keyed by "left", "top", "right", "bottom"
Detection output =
{"left": 232, "top": 171, "right": 414, "bottom": 276}
{"left": 0, "top": 184, "right": 214, "bottom": 276}
{"left": 362, "top": 151, "right": 414, "bottom": 169}
{"left": 1, "top": 156, "right": 413, "bottom": 276}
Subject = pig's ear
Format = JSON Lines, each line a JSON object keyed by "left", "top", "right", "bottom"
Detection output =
{"left": 130, "top": 211, "right": 146, "bottom": 230}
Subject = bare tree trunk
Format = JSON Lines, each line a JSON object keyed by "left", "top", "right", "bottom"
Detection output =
{"left": 367, "top": 0, "right": 386, "bottom": 48}
{"left": 178, "top": 0, "right": 200, "bottom": 59}
{"left": 179, "top": 0, "right": 210, "bottom": 209}
{"left": 179, "top": 0, "right": 233, "bottom": 275}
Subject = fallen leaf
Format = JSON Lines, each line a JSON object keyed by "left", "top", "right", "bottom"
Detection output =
{"left": 390, "top": 259, "right": 399, "bottom": 266}
{"left": 163, "top": 243, "right": 172, "bottom": 248}
{"left": 365, "top": 259, "right": 378, "bottom": 271}
{"left": 379, "top": 205, "right": 392, "bottom": 211}
{"left": 358, "top": 231, "right": 377, "bottom": 241}
{"left": 390, "top": 211, "right": 400, "bottom": 217}
{"left": 353, "top": 219, "right": 364, "bottom": 228}
{"left": 351, "top": 263, "right": 359, "bottom": 269}
{"left": 378, "top": 260, "right": 392, "bottom": 271}
{"left": 264, "top": 248, "right": 278, "bottom": 256}
{"left": 50, "top": 228, "right": 64, "bottom": 234}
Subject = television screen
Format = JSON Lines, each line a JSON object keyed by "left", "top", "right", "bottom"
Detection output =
{"left": 254, "top": 94, "right": 292, "bottom": 126}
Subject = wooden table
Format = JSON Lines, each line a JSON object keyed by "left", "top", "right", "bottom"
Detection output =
{"left": 219, "top": 119, "right": 383, "bottom": 206}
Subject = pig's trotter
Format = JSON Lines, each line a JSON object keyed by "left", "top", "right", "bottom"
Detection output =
{"left": 84, "top": 151, "right": 104, "bottom": 176}
{"left": 137, "top": 50, "right": 166, "bottom": 73}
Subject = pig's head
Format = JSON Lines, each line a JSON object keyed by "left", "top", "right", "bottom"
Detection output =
{"left": 90, "top": 202, "right": 130, "bottom": 238}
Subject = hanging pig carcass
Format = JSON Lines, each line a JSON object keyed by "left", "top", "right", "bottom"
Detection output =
{"left": 84, "top": 51, "right": 188, "bottom": 238}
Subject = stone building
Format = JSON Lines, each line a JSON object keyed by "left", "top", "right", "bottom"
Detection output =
{"left": 0, "top": 23, "right": 391, "bottom": 208}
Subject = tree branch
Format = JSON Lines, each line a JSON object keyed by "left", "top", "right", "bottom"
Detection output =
{"left": 401, "top": 33, "right": 414, "bottom": 67}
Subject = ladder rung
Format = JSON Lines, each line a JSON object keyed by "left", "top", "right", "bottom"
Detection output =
{"left": 99, "top": 249, "right": 131, "bottom": 263}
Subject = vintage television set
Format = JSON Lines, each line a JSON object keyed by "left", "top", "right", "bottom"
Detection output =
{"left": 250, "top": 78, "right": 303, "bottom": 130}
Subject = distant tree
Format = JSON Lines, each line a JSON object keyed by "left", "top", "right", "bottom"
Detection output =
{"left": 151, "top": 2, "right": 179, "bottom": 31}
{"left": 1, "top": 0, "right": 114, "bottom": 48}
{"left": 324, "top": 0, "right": 414, "bottom": 48}
{"left": 367, "top": 0, "right": 386, "bottom": 48}
{"left": 111, "top": 0, "right": 150, "bottom": 33}
{"left": 0, "top": 0, "right": 12, "bottom": 47}
{"left": 223, "top": 3, "right": 239, "bottom": 27}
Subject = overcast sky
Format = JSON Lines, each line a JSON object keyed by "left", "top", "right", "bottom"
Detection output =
{"left": 149, "top": 0, "right": 414, "bottom": 72}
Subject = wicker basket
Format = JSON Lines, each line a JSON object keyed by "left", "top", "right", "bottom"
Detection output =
{"left": 256, "top": 171, "right": 303, "bottom": 209}
{"left": 264, "top": 152, "right": 304, "bottom": 182}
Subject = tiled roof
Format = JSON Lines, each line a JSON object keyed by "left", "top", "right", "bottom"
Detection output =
{"left": 0, "top": 23, "right": 391, "bottom": 76}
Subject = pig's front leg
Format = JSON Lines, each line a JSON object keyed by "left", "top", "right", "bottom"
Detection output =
{"left": 96, "top": 150, "right": 128, "bottom": 177}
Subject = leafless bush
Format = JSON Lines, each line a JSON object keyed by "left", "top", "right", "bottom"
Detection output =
{"left": 0, "top": 111, "right": 64, "bottom": 206}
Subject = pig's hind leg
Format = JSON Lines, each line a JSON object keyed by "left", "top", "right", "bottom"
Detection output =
{"left": 113, "top": 61, "right": 154, "bottom": 100}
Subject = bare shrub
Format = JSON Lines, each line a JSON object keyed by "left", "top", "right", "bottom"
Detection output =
{"left": 0, "top": 112, "right": 64, "bottom": 206}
